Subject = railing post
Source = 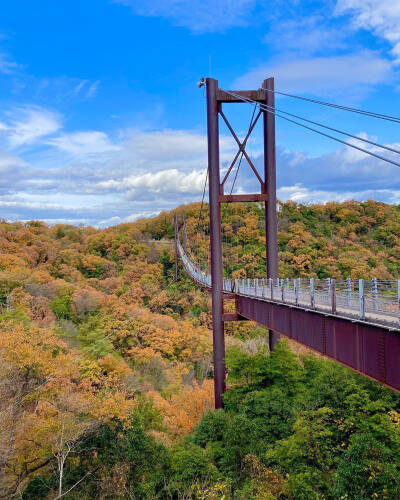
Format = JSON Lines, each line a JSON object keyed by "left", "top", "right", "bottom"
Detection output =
{"left": 359, "top": 278, "right": 365, "bottom": 320}
{"left": 255, "top": 278, "right": 258, "bottom": 297}
{"left": 247, "top": 278, "right": 250, "bottom": 295}
{"left": 346, "top": 277, "right": 351, "bottom": 307}
{"left": 326, "top": 277, "right": 331, "bottom": 295}
{"left": 294, "top": 278, "right": 299, "bottom": 306}
{"left": 281, "top": 278, "right": 284, "bottom": 302}
{"left": 372, "top": 277, "right": 378, "bottom": 312}
{"left": 331, "top": 278, "right": 336, "bottom": 314}
{"left": 270, "top": 278, "right": 274, "bottom": 300}
{"left": 310, "top": 277, "right": 315, "bottom": 309}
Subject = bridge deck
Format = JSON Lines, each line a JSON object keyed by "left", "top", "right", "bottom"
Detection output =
{"left": 177, "top": 240, "right": 400, "bottom": 393}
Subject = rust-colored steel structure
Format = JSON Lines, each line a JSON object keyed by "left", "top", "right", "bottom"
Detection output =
{"left": 263, "top": 77, "right": 280, "bottom": 351}
{"left": 206, "top": 78, "right": 226, "bottom": 409}
{"left": 174, "top": 214, "right": 178, "bottom": 281}
{"left": 236, "top": 295, "right": 400, "bottom": 393}
{"left": 174, "top": 77, "right": 400, "bottom": 405}
{"left": 205, "top": 77, "right": 280, "bottom": 408}
{"left": 175, "top": 228, "right": 400, "bottom": 394}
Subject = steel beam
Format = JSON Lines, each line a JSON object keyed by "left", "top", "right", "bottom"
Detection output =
{"left": 217, "top": 89, "right": 266, "bottom": 103}
{"left": 174, "top": 214, "right": 178, "bottom": 281}
{"left": 236, "top": 295, "right": 400, "bottom": 393}
{"left": 219, "top": 194, "right": 268, "bottom": 203}
{"left": 263, "top": 77, "right": 280, "bottom": 351}
{"left": 206, "top": 78, "right": 226, "bottom": 409}
{"left": 222, "top": 312, "right": 240, "bottom": 321}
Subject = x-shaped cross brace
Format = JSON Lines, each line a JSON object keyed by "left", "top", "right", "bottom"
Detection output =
{"left": 219, "top": 108, "right": 264, "bottom": 189}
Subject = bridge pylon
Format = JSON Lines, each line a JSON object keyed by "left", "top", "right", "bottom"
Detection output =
{"left": 205, "top": 77, "right": 280, "bottom": 408}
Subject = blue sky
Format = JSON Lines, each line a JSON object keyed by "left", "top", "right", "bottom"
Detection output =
{"left": 1, "top": 0, "right": 400, "bottom": 226}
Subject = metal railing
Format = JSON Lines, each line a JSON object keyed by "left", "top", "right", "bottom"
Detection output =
{"left": 177, "top": 240, "right": 400, "bottom": 329}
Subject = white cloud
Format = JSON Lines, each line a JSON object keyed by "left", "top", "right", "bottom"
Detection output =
{"left": 3, "top": 110, "right": 400, "bottom": 226}
{"left": 115, "top": 0, "right": 256, "bottom": 33}
{"left": 342, "top": 131, "right": 377, "bottom": 163}
{"left": 0, "top": 199, "right": 64, "bottom": 210}
{"left": 47, "top": 131, "right": 120, "bottom": 156}
{"left": 98, "top": 211, "right": 159, "bottom": 227}
{"left": 125, "top": 129, "right": 234, "bottom": 161}
{"left": 0, "top": 151, "right": 26, "bottom": 169}
{"left": 233, "top": 52, "right": 392, "bottom": 94}
{"left": 96, "top": 168, "right": 207, "bottom": 194}
{"left": 72, "top": 79, "right": 88, "bottom": 95}
{"left": 339, "top": 131, "right": 400, "bottom": 166}
{"left": 278, "top": 184, "right": 400, "bottom": 204}
{"left": 87, "top": 80, "right": 100, "bottom": 98}
{"left": 1, "top": 106, "right": 62, "bottom": 148}
{"left": 0, "top": 52, "right": 18, "bottom": 74}
{"left": 336, "top": 0, "right": 400, "bottom": 63}
{"left": 264, "top": 15, "right": 347, "bottom": 56}
{"left": 111, "top": 129, "right": 235, "bottom": 173}
{"left": 35, "top": 77, "right": 101, "bottom": 101}
{"left": 128, "top": 129, "right": 208, "bottom": 159}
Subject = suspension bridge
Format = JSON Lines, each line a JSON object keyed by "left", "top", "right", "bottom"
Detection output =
{"left": 174, "top": 77, "right": 400, "bottom": 408}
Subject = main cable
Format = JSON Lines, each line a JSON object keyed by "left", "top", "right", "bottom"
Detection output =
{"left": 225, "top": 91, "right": 400, "bottom": 169}
{"left": 260, "top": 87, "right": 400, "bottom": 124}
{"left": 262, "top": 103, "right": 400, "bottom": 156}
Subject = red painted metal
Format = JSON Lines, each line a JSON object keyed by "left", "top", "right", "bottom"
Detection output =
{"left": 202, "top": 77, "right": 283, "bottom": 406}
{"left": 263, "top": 77, "right": 280, "bottom": 351}
{"left": 222, "top": 312, "right": 240, "bottom": 321}
{"left": 219, "top": 108, "right": 264, "bottom": 187}
{"left": 206, "top": 78, "right": 226, "bottom": 409}
{"left": 219, "top": 194, "right": 268, "bottom": 203}
{"left": 220, "top": 109, "right": 262, "bottom": 187}
{"left": 236, "top": 295, "right": 400, "bottom": 393}
{"left": 216, "top": 89, "right": 266, "bottom": 103}
{"left": 174, "top": 214, "right": 178, "bottom": 281}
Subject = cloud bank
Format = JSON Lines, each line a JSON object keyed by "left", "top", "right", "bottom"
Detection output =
{"left": 336, "top": 0, "right": 400, "bottom": 63}
{"left": 1, "top": 102, "right": 400, "bottom": 227}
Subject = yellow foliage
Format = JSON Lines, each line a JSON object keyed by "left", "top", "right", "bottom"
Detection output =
{"left": 0, "top": 320, "right": 135, "bottom": 493}
{"left": 149, "top": 379, "right": 214, "bottom": 444}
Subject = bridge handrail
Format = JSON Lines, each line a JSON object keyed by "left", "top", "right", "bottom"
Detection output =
{"left": 177, "top": 239, "right": 400, "bottom": 329}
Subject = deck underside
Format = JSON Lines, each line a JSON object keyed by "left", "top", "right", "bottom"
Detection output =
{"left": 236, "top": 295, "right": 400, "bottom": 393}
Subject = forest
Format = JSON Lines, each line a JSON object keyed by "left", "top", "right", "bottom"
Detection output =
{"left": 1, "top": 199, "right": 400, "bottom": 499}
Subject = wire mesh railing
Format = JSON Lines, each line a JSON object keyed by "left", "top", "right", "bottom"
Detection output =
{"left": 177, "top": 240, "right": 400, "bottom": 329}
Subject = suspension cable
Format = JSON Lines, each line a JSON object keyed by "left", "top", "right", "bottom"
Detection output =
{"left": 260, "top": 88, "right": 400, "bottom": 124}
{"left": 261, "top": 103, "right": 400, "bottom": 156}
{"left": 194, "top": 169, "right": 208, "bottom": 267}
{"left": 225, "top": 91, "right": 400, "bottom": 169}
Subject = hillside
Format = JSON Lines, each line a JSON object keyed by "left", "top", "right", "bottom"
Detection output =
{"left": 1, "top": 199, "right": 400, "bottom": 499}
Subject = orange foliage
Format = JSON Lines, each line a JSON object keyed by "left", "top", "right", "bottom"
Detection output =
{"left": 148, "top": 379, "right": 214, "bottom": 443}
